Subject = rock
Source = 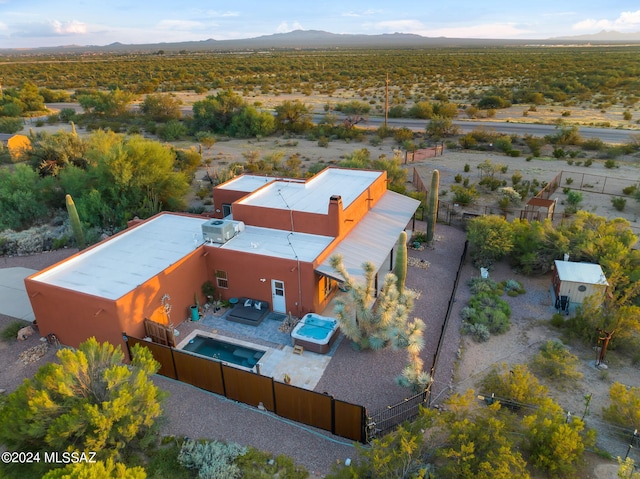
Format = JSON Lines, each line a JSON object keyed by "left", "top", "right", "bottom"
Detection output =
{"left": 16, "top": 326, "right": 35, "bottom": 341}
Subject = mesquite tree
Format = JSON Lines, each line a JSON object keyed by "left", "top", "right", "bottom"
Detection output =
{"left": 426, "top": 169, "right": 439, "bottom": 244}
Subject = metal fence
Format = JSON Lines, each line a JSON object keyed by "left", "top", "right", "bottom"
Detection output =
{"left": 124, "top": 335, "right": 366, "bottom": 443}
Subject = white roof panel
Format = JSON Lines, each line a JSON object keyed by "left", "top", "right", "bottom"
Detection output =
{"left": 554, "top": 260, "right": 608, "bottom": 285}
{"left": 220, "top": 226, "right": 333, "bottom": 262}
{"left": 237, "top": 168, "right": 383, "bottom": 214}
{"left": 31, "top": 214, "right": 209, "bottom": 300}
{"left": 217, "top": 174, "right": 279, "bottom": 193}
{"left": 315, "top": 191, "right": 420, "bottom": 284}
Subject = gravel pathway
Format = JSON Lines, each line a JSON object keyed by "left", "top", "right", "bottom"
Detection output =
{"left": 0, "top": 226, "right": 468, "bottom": 476}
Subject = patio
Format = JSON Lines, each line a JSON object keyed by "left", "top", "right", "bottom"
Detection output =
{"left": 175, "top": 303, "right": 343, "bottom": 390}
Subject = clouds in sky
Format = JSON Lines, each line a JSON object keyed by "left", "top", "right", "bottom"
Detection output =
{"left": 0, "top": 2, "right": 639, "bottom": 48}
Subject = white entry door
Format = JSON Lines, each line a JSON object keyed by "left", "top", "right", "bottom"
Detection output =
{"left": 271, "top": 280, "right": 286, "bottom": 313}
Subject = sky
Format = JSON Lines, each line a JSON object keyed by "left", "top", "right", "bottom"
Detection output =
{"left": 1, "top": 1, "right": 640, "bottom": 49}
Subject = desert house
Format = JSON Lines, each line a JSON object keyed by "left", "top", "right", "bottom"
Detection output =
{"left": 551, "top": 259, "right": 608, "bottom": 310}
{"left": 0, "top": 133, "right": 31, "bottom": 162}
{"left": 25, "top": 167, "right": 419, "bottom": 352}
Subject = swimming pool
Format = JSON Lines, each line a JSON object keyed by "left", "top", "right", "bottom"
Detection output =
{"left": 291, "top": 313, "right": 340, "bottom": 354}
{"left": 182, "top": 334, "right": 266, "bottom": 370}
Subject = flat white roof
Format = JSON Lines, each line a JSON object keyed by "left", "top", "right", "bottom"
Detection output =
{"left": 217, "top": 174, "right": 279, "bottom": 192}
{"left": 31, "top": 214, "right": 209, "bottom": 300}
{"left": 237, "top": 168, "right": 383, "bottom": 214}
{"left": 554, "top": 260, "right": 608, "bottom": 286}
{"left": 219, "top": 225, "right": 333, "bottom": 262}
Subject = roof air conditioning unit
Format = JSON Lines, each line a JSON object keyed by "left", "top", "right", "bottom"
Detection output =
{"left": 202, "top": 219, "right": 235, "bottom": 244}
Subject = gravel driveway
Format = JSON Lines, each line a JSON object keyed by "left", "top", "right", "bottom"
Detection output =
{"left": 0, "top": 224, "right": 467, "bottom": 476}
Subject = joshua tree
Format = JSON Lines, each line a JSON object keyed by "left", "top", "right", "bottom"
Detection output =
{"left": 394, "top": 231, "right": 408, "bottom": 295}
{"left": 330, "top": 254, "right": 423, "bottom": 354}
{"left": 65, "top": 194, "right": 85, "bottom": 250}
{"left": 426, "top": 169, "right": 439, "bottom": 244}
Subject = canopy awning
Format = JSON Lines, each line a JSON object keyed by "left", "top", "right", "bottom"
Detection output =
{"left": 315, "top": 191, "right": 420, "bottom": 284}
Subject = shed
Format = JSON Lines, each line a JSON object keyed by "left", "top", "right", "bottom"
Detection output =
{"left": 551, "top": 260, "right": 608, "bottom": 307}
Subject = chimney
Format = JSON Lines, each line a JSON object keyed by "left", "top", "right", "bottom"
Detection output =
{"left": 328, "top": 195, "right": 343, "bottom": 237}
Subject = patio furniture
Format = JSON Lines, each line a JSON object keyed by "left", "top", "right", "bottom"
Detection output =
{"left": 226, "top": 297, "right": 270, "bottom": 326}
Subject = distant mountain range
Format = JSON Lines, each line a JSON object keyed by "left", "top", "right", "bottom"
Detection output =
{"left": 3, "top": 29, "right": 640, "bottom": 55}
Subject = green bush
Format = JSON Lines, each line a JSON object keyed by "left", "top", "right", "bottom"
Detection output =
{"left": 178, "top": 439, "right": 247, "bottom": 479}
{"left": 603, "top": 382, "right": 640, "bottom": 428}
{"left": 622, "top": 185, "right": 637, "bottom": 195}
{"left": 451, "top": 184, "right": 478, "bottom": 206}
{"left": 464, "top": 163, "right": 470, "bottom": 172}
{"left": 604, "top": 159, "right": 617, "bottom": 169}
{"left": 1, "top": 321, "right": 30, "bottom": 341}
{"left": 462, "top": 322, "right": 490, "bottom": 342}
{"left": 454, "top": 173, "right": 462, "bottom": 183}
{"left": 566, "top": 190, "right": 583, "bottom": 206}
{"left": 531, "top": 340, "right": 583, "bottom": 385}
{"left": 611, "top": 197, "right": 626, "bottom": 211}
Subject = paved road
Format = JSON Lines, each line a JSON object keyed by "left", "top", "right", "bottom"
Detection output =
{"left": 45, "top": 103, "right": 637, "bottom": 144}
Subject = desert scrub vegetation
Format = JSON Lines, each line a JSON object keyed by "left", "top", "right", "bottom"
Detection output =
{"left": 602, "top": 382, "right": 640, "bottom": 430}
{"left": 530, "top": 340, "right": 583, "bottom": 387}
{"left": 461, "top": 277, "right": 511, "bottom": 341}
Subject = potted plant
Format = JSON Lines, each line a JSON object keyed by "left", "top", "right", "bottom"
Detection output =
{"left": 283, "top": 373, "right": 291, "bottom": 384}
{"left": 202, "top": 280, "right": 216, "bottom": 305}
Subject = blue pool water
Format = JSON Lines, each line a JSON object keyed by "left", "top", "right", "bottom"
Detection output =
{"left": 183, "top": 335, "right": 265, "bottom": 368}
{"left": 297, "top": 314, "right": 337, "bottom": 340}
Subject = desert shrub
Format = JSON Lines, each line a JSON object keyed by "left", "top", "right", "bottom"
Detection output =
{"left": 531, "top": 340, "right": 583, "bottom": 385}
{"left": 511, "top": 171, "right": 522, "bottom": 185}
{"left": 611, "top": 197, "right": 626, "bottom": 211}
{"left": 622, "top": 185, "right": 637, "bottom": 195}
{"left": 566, "top": 190, "right": 583, "bottom": 206}
{"left": 584, "top": 158, "right": 593, "bottom": 167}
{"left": 468, "top": 277, "right": 500, "bottom": 295}
{"left": 565, "top": 177, "right": 573, "bottom": 185}
{"left": 1, "top": 320, "right": 31, "bottom": 342}
{"left": 464, "top": 163, "right": 470, "bottom": 172}
{"left": 467, "top": 292, "right": 511, "bottom": 334}
{"left": 550, "top": 313, "right": 565, "bottom": 328}
{"left": 451, "top": 184, "right": 478, "bottom": 206}
{"left": 479, "top": 176, "right": 503, "bottom": 191}
{"left": 178, "top": 439, "right": 247, "bottom": 479}
{"left": 604, "top": 159, "right": 618, "bottom": 169}
{"left": 502, "top": 279, "right": 525, "bottom": 295}
{"left": 454, "top": 173, "right": 462, "bottom": 183}
{"left": 482, "top": 363, "right": 548, "bottom": 405}
{"left": 602, "top": 382, "right": 640, "bottom": 428}
{"left": 462, "top": 322, "right": 490, "bottom": 342}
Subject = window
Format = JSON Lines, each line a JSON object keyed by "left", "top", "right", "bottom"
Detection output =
{"left": 215, "top": 270, "right": 228, "bottom": 289}
{"left": 321, "top": 275, "right": 336, "bottom": 299}
{"left": 222, "top": 203, "right": 232, "bottom": 218}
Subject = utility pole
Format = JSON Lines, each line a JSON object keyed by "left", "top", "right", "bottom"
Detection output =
{"left": 384, "top": 73, "right": 389, "bottom": 128}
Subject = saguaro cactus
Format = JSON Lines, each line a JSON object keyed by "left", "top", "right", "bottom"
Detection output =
{"left": 65, "top": 194, "right": 86, "bottom": 250}
{"left": 394, "top": 231, "right": 407, "bottom": 295}
{"left": 426, "top": 169, "right": 439, "bottom": 244}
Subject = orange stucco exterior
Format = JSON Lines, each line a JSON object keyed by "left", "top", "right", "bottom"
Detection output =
{"left": 26, "top": 168, "right": 415, "bottom": 352}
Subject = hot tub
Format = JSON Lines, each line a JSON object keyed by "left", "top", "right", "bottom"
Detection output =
{"left": 291, "top": 313, "right": 340, "bottom": 354}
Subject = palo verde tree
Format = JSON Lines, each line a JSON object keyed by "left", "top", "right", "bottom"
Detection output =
{"left": 274, "top": 100, "right": 313, "bottom": 133}
{"left": 41, "top": 459, "right": 147, "bottom": 479}
{"left": 0, "top": 338, "right": 166, "bottom": 460}
{"left": 466, "top": 214, "right": 514, "bottom": 267}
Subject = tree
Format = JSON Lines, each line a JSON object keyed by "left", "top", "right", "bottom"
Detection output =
{"left": 28, "top": 130, "right": 89, "bottom": 176}
{"left": 274, "top": 100, "right": 313, "bottom": 133}
{"left": 425, "top": 115, "right": 458, "bottom": 139}
{"left": 437, "top": 391, "right": 529, "bottom": 479}
{"left": 140, "top": 93, "right": 182, "bottom": 121}
{"left": 192, "top": 90, "right": 246, "bottom": 133}
{"left": 228, "top": 106, "right": 275, "bottom": 138}
{"left": 41, "top": 459, "right": 147, "bottom": 479}
{"left": 522, "top": 398, "right": 595, "bottom": 477}
{"left": 603, "top": 382, "right": 640, "bottom": 428}
{"left": 481, "top": 363, "right": 548, "bottom": 406}
{"left": 330, "top": 254, "right": 422, "bottom": 352}
{"left": 0, "top": 338, "right": 165, "bottom": 459}
{"left": 19, "top": 81, "right": 46, "bottom": 112}
{"left": 0, "top": 164, "right": 48, "bottom": 230}
{"left": 466, "top": 215, "right": 514, "bottom": 266}
{"left": 77, "top": 89, "right": 134, "bottom": 116}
